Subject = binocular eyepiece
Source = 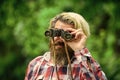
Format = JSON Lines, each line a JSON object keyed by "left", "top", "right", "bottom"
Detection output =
{"left": 45, "top": 28, "right": 74, "bottom": 41}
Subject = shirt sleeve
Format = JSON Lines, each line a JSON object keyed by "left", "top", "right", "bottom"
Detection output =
{"left": 24, "top": 60, "right": 34, "bottom": 80}
{"left": 24, "top": 56, "right": 43, "bottom": 80}
{"left": 74, "top": 47, "right": 107, "bottom": 80}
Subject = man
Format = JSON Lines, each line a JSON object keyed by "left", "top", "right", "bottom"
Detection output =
{"left": 25, "top": 12, "right": 107, "bottom": 80}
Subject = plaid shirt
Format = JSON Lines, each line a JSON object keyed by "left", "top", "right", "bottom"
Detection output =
{"left": 25, "top": 48, "right": 107, "bottom": 80}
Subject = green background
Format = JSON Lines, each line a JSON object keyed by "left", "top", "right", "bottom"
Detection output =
{"left": 0, "top": 0, "right": 120, "bottom": 80}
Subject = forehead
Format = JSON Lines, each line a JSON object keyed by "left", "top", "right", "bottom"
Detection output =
{"left": 54, "top": 20, "right": 74, "bottom": 30}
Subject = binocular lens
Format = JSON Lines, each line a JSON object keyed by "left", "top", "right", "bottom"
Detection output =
{"left": 45, "top": 30, "right": 51, "bottom": 36}
{"left": 64, "top": 34, "right": 73, "bottom": 40}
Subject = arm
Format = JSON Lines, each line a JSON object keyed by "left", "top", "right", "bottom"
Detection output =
{"left": 24, "top": 60, "right": 35, "bottom": 80}
{"left": 24, "top": 56, "right": 43, "bottom": 80}
{"left": 65, "top": 28, "right": 107, "bottom": 79}
{"left": 24, "top": 64, "right": 31, "bottom": 80}
{"left": 75, "top": 48, "right": 107, "bottom": 80}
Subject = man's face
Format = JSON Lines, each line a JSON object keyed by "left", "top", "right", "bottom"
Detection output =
{"left": 53, "top": 20, "right": 74, "bottom": 49}
{"left": 50, "top": 20, "right": 74, "bottom": 65}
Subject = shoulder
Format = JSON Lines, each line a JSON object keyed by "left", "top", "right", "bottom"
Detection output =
{"left": 29, "top": 56, "right": 43, "bottom": 65}
{"left": 28, "top": 51, "right": 50, "bottom": 67}
{"left": 25, "top": 52, "right": 50, "bottom": 80}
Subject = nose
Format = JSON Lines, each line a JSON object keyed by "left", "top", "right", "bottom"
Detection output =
{"left": 54, "top": 36, "right": 62, "bottom": 41}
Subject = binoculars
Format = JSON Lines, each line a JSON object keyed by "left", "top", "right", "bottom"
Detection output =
{"left": 45, "top": 28, "right": 74, "bottom": 41}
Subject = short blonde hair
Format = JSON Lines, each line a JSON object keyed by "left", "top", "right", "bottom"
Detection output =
{"left": 49, "top": 12, "right": 90, "bottom": 37}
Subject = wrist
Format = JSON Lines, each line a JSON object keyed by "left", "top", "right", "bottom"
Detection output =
{"left": 74, "top": 47, "right": 91, "bottom": 58}
{"left": 74, "top": 47, "right": 87, "bottom": 56}
{"left": 73, "top": 46, "right": 85, "bottom": 52}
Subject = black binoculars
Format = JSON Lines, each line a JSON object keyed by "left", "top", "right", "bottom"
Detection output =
{"left": 45, "top": 28, "right": 74, "bottom": 41}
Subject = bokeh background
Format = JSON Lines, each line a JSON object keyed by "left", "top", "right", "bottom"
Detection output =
{"left": 0, "top": 0, "right": 120, "bottom": 80}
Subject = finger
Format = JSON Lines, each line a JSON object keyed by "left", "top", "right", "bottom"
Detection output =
{"left": 75, "top": 30, "right": 86, "bottom": 39}
{"left": 74, "top": 32, "right": 82, "bottom": 39}
{"left": 71, "top": 29, "right": 83, "bottom": 35}
{"left": 65, "top": 28, "right": 76, "bottom": 32}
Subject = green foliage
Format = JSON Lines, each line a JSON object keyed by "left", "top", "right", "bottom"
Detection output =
{"left": 0, "top": 0, "right": 120, "bottom": 80}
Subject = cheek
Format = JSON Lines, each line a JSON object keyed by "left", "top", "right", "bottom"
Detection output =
{"left": 49, "top": 39, "right": 53, "bottom": 47}
{"left": 49, "top": 37, "right": 59, "bottom": 42}
{"left": 54, "top": 37, "right": 58, "bottom": 41}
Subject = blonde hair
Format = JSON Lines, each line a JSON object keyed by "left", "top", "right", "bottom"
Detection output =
{"left": 49, "top": 12, "right": 90, "bottom": 37}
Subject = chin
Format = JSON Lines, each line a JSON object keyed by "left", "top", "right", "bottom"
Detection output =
{"left": 55, "top": 48, "right": 65, "bottom": 54}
